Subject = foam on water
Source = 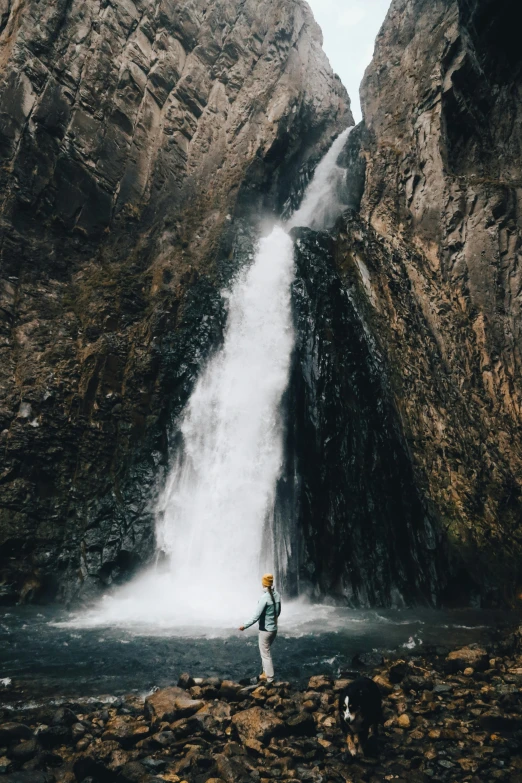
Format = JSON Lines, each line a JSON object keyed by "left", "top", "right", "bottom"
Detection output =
{"left": 68, "top": 128, "right": 352, "bottom": 633}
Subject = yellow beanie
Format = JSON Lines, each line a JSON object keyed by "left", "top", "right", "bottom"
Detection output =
{"left": 262, "top": 573, "right": 274, "bottom": 588}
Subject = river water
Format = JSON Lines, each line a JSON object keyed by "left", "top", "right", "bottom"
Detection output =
{"left": 1, "top": 604, "right": 518, "bottom": 708}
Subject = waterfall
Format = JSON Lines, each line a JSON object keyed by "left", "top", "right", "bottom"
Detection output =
{"left": 76, "top": 127, "right": 351, "bottom": 630}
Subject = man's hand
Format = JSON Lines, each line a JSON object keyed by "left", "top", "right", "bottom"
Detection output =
{"left": 239, "top": 626, "right": 245, "bottom": 631}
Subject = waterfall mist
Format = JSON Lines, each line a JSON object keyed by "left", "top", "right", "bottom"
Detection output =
{"left": 74, "top": 128, "right": 352, "bottom": 630}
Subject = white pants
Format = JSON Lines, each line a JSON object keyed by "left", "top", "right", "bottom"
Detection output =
{"left": 258, "top": 630, "right": 277, "bottom": 681}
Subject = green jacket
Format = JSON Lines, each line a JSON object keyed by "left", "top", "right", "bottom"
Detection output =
{"left": 244, "top": 589, "right": 281, "bottom": 632}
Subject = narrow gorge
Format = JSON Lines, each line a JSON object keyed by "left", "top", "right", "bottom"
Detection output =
{"left": 1, "top": 0, "right": 521, "bottom": 611}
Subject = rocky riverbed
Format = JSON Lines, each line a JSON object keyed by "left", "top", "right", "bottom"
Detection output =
{"left": 1, "top": 627, "right": 522, "bottom": 783}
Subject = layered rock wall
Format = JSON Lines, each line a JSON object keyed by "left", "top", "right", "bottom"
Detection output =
{"left": 318, "top": 0, "right": 522, "bottom": 603}
{"left": 0, "top": 0, "right": 351, "bottom": 602}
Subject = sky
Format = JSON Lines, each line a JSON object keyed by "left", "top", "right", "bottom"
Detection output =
{"left": 306, "top": 0, "right": 393, "bottom": 123}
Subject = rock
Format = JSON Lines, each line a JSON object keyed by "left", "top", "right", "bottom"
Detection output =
{"left": 144, "top": 687, "right": 204, "bottom": 725}
{"left": 285, "top": 713, "right": 316, "bottom": 737}
{"left": 119, "top": 761, "right": 151, "bottom": 782}
{"left": 231, "top": 707, "right": 284, "bottom": 744}
{"left": 397, "top": 714, "right": 411, "bottom": 729}
{"left": 102, "top": 716, "right": 149, "bottom": 747}
{"left": 479, "top": 714, "right": 522, "bottom": 733}
{"left": 0, "top": 723, "right": 32, "bottom": 744}
{"left": 447, "top": 647, "right": 489, "bottom": 673}
{"left": 373, "top": 675, "right": 394, "bottom": 694}
{"left": 352, "top": 652, "right": 384, "bottom": 668}
{"left": 2, "top": 773, "right": 56, "bottom": 783}
{"left": 307, "top": 676, "right": 332, "bottom": 692}
{"left": 0, "top": 756, "right": 12, "bottom": 773}
{"left": 219, "top": 681, "right": 243, "bottom": 701}
{"left": 8, "top": 739, "right": 39, "bottom": 762}
{"left": 52, "top": 708, "right": 78, "bottom": 726}
{"left": 177, "top": 673, "right": 195, "bottom": 690}
{"left": 73, "top": 754, "right": 116, "bottom": 782}
{"left": 214, "top": 753, "right": 253, "bottom": 783}
{"left": 35, "top": 725, "right": 71, "bottom": 748}
{"left": 389, "top": 662, "right": 409, "bottom": 684}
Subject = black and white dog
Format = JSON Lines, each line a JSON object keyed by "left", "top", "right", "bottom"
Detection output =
{"left": 338, "top": 677, "right": 384, "bottom": 757}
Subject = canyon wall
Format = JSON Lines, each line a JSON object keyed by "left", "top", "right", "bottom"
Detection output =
{"left": 304, "top": 0, "right": 522, "bottom": 605}
{"left": 0, "top": 0, "right": 351, "bottom": 603}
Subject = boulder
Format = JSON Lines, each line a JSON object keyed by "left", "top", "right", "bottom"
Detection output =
{"left": 446, "top": 647, "right": 489, "bottom": 672}
{"left": 220, "top": 681, "right": 243, "bottom": 701}
{"left": 215, "top": 753, "right": 253, "bottom": 783}
{"left": 102, "top": 716, "right": 149, "bottom": 748}
{"left": 307, "top": 676, "right": 332, "bottom": 692}
{"left": 0, "top": 723, "right": 32, "bottom": 745}
{"left": 389, "top": 662, "right": 409, "bottom": 683}
{"left": 8, "top": 739, "right": 38, "bottom": 762}
{"left": 232, "top": 707, "right": 284, "bottom": 744}
{"left": 51, "top": 708, "right": 78, "bottom": 726}
{"left": 285, "top": 712, "right": 316, "bottom": 737}
{"left": 35, "top": 725, "right": 71, "bottom": 749}
{"left": 144, "top": 687, "right": 204, "bottom": 725}
{"left": 177, "top": 673, "right": 195, "bottom": 690}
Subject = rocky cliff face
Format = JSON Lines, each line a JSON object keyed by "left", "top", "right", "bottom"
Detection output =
{"left": 0, "top": 0, "right": 351, "bottom": 603}
{"left": 304, "top": 0, "right": 522, "bottom": 605}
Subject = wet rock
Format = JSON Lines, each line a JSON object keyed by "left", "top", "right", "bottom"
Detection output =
{"left": 0, "top": 723, "right": 32, "bottom": 744}
{"left": 102, "top": 716, "right": 149, "bottom": 747}
{"left": 353, "top": 652, "right": 384, "bottom": 669}
{"left": 232, "top": 707, "right": 284, "bottom": 744}
{"left": 8, "top": 739, "right": 38, "bottom": 762}
{"left": 51, "top": 708, "right": 78, "bottom": 727}
{"left": 0, "top": 756, "right": 12, "bottom": 773}
{"left": 220, "top": 681, "right": 243, "bottom": 701}
{"left": 118, "top": 761, "right": 151, "bottom": 782}
{"left": 285, "top": 713, "right": 316, "bottom": 737}
{"left": 447, "top": 647, "right": 489, "bottom": 673}
{"left": 479, "top": 714, "right": 522, "bottom": 733}
{"left": 4, "top": 773, "right": 56, "bottom": 782}
{"left": 214, "top": 753, "right": 252, "bottom": 783}
{"left": 177, "top": 673, "right": 195, "bottom": 690}
{"left": 144, "top": 687, "right": 204, "bottom": 725}
{"left": 36, "top": 725, "right": 72, "bottom": 748}
{"left": 389, "top": 663, "right": 409, "bottom": 684}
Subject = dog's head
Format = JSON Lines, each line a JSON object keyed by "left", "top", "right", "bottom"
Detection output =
{"left": 342, "top": 692, "right": 361, "bottom": 724}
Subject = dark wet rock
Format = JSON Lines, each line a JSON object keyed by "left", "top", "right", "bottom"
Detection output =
{"left": 8, "top": 739, "right": 38, "bottom": 762}
{"left": 447, "top": 647, "right": 489, "bottom": 673}
{"left": 101, "top": 716, "right": 149, "bottom": 747}
{"left": 118, "top": 761, "right": 151, "bottom": 782}
{"left": 51, "top": 708, "right": 78, "bottom": 727}
{"left": 285, "top": 712, "right": 316, "bottom": 737}
{"left": 0, "top": 724, "right": 33, "bottom": 745}
{"left": 214, "top": 753, "right": 253, "bottom": 783}
{"left": 144, "top": 687, "right": 203, "bottom": 725}
{"left": 35, "top": 725, "right": 71, "bottom": 749}
{"left": 389, "top": 662, "right": 409, "bottom": 684}
{"left": 177, "top": 673, "right": 195, "bottom": 690}
{"left": 353, "top": 652, "right": 385, "bottom": 669}
{"left": 4, "top": 773, "right": 56, "bottom": 783}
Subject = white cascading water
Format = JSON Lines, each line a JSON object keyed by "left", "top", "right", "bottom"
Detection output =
{"left": 73, "top": 127, "right": 351, "bottom": 632}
